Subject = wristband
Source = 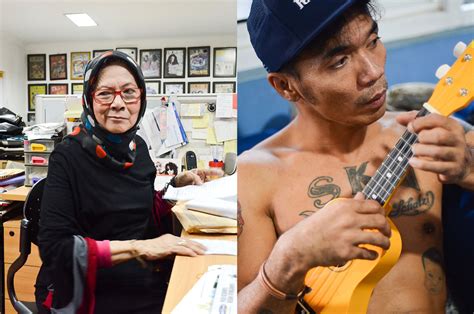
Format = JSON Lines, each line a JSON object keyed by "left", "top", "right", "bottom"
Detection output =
{"left": 257, "top": 260, "right": 310, "bottom": 300}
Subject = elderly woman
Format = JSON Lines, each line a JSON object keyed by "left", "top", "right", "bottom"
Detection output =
{"left": 35, "top": 51, "right": 218, "bottom": 313}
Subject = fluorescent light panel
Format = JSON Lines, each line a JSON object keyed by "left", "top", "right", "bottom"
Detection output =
{"left": 65, "top": 13, "right": 97, "bottom": 27}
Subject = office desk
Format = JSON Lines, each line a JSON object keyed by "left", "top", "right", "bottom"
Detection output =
{"left": 161, "top": 231, "right": 237, "bottom": 313}
{"left": 0, "top": 187, "right": 29, "bottom": 314}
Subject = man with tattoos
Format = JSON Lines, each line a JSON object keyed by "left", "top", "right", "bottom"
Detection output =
{"left": 238, "top": 1, "right": 474, "bottom": 313}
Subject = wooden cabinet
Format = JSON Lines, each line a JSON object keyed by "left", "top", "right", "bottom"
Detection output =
{"left": 4, "top": 218, "right": 41, "bottom": 313}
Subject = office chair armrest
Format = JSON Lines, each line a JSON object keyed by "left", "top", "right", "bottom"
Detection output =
{"left": 19, "top": 218, "right": 32, "bottom": 255}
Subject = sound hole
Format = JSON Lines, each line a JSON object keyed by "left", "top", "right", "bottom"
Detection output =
{"left": 329, "top": 261, "right": 352, "bottom": 272}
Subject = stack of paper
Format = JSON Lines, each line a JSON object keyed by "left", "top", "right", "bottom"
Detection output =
{"left": 171, "top": 265, "right": 237, "bottom": 314}
{"left": 186, "top": 198, "right": 237, "bottom": 220}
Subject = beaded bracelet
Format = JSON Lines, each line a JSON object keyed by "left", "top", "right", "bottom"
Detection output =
{"left": 257, "top": 260, "right": 310, "bottom": 300}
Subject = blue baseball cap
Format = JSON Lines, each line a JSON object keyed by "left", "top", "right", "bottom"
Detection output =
{"left": 247, "top": 0, "right": 358, "bottom": 72}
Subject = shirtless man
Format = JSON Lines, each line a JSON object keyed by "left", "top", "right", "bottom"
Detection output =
{"left": 238, "top": 1, "right": 474, "bottom": 313}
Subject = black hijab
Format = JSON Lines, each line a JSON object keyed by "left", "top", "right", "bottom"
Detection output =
{"left": 69, "top": 51, "right": 147, "bottom": 170}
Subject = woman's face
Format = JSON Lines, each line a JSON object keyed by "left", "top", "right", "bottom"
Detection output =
{"left": 92, "top": 65, "right": 141, "bottom": 134}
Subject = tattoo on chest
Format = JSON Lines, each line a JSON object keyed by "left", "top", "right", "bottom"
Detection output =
{"left": 299, "top": 210, "right": 316, "bottom": 218}
{"left": 237, "top": 201, "right": 244, "bottom": 237}
{"left": 307, "top": 176, "right": 341, "bottom": 208}
{"left": 345, "top": 161, "right": 371, "bottom": 195}
{"left": 422, "top": 247, "right": 445, "bottom": 294}
{"left": 389, "top": 191, "right": 435, "bottom": 218}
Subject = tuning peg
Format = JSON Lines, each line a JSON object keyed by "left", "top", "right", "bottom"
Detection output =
{"left": 453, "top": 41, "right": 467, "bottom": 58}
{"left": 435, "top": 64, "right": 450, "bottom": 79}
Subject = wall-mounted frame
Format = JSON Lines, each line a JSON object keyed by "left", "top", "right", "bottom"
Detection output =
{"left": 188, "top": 46, "right": 210, "bottom": 77}
{"left": 27, "top": 84, "right": 47, "bottom": 111}
{"left": 163, "top": 82, "right": 185, "bottom": 95}
{"left": 70, "top": 51, "right": 91, "bottom": 80}
{"left": 188, "top": 81, "right": 210, "bottom": 94}
{"left": 213, "top": 47, "right": 237, "bottom": 78}
{"left": 213, "top": 81, "right": 236, "bottom": 93}
{"left": 164, "top": 48, "right": 186, "bottom": 78}
{"left": 116, "top": 47, "right": 138, "bottom": 61}
{"left": 71, "top": 83, "right": 84, "bottom": 95}
{"left": 27, "top": 54, "right": 46, "bottom": 81}
{"left": 140, "top": 49, "right": 162, "bottom": 79}
{"left": 93, "top": 49, "right": 113, "bottom": 58}
{"left": 49, "top": 54, "right": 67, "bottom": 80}
{"left": 49, "top": 83, "right": 68, "bottom": 95}
{"left": 145, "top": 80, "right": 161, "bottom": 95}
{"left": 27, "top": 112, "right": 36, "bottom": 125}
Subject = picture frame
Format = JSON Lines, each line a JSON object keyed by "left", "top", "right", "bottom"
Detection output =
{"left": 188, "top": 82, "right": 210, "bottom": 94}
{"left": 154, "top": 158, "right": 182, "bottom": 176}
{"left": 163, "top": 82, "right": 185, "bottom": 95}
{"left": 27, "top": 54, "right": 46, "bottom": 81}
{"left": 213, "top": 81, "right": 236, "bottom": 93}
{"left": 213, "top": 47, "right": 237, "bottom": 78}
{"left": 49, "top": 54, "right": 67, "bottom": 80}
{"left": 71, "top": 83, "right": 84, "bottom": 95}
{"left": 27, "top": 112, "right": 36, "bottom": 125}
{"left": 188, "top": 46, "right": 210, "bottom": 77}
{"left": 93, "top": 49, "right": 113, "bottom": 58}
{"left": 27, "top": 84, "right": 47, "bottom": 111}
{"left": 48, "top": 83, "right": 68, "bottom": 95}
{"left": 140, "top": 49, "right": 162, "bottom": 79}
{"left": 164, "top": 48, "right": 186, "bottom": 78}
{"left": 70, "top": 52, "right": 91, "bottom": 80}
{"left": 116, "top": 47, "right": 138, "bottom": 61}
{"left": 145, "top": 80, "right": 161, "bottom": 95}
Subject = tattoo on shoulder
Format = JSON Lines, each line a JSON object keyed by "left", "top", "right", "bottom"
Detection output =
{"left": 299, "top": 210, "right": 316, "bottom": 218}
{"left": 237, "top": 200, "right": 244, "bottom": 237}
{"left": 389, "top": 191, "right": 435, "bottom": 218}
{"left": 422, "top": 247, "right": 445, "bottom": 294}
{"left": 307, "top": 176, "right": 341, "bottom": 209}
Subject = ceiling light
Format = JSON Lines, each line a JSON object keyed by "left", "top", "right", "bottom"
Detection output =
{"left": 65, "top": 13, "right": 97, "bottom": 27}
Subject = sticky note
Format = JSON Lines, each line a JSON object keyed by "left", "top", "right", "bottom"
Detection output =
{"left": 192, "top": 114, "right": 209, "bottom": 128}
{"left": 224, "top": 140, "right": 237, "bottom": 154}
{"left": 206, "top": 127, "right": 220, "bottom": 144}
{"left": 181, "top": 103, "right": 202, "bottom": 117}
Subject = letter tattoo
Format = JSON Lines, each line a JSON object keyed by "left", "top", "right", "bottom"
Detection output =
{"left": 307, "top": 176, "right": 341, "bottom": 208}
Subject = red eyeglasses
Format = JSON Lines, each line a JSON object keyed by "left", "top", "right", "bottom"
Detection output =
{"left": 93, "top": 87, "right": 141, "bottom": 105}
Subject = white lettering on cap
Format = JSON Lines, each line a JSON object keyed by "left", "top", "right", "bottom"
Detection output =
{"left": 293, "top": 0, "right": 311, "bottom": 10}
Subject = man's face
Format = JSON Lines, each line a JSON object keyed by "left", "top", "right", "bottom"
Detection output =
{"left": 292, "top": 14, "right": 387, "bottom": 127}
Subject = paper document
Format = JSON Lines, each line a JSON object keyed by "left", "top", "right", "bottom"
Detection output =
{"left": 172, "top": 203, "right": 236, "bottom": 234}
{"left": 171, "top": 265, "right": 237, "bottom": 314}
{"left": 181, "top": 103, "right": 202, "bottom": 117}
{"left": 214, "top": 120, "right": 237, "bottom": 142}
{"left": 193, "top": 239, "right": 237, "bottom": 256}
{"left": 186, "top": 198, "right": 237, "bottom": 219}
{"left": 164, "top": 174, "right": 237, "bottom": 201}
{"left": 216, "top": 94, "right": 234, "bottom": 118}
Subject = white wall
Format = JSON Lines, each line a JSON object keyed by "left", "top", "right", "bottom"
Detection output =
{"left": 3, "top": 34, "right": 235, "bottom": 121}
{"left": 0, "top": 31, "right": 27, "bottom": 118}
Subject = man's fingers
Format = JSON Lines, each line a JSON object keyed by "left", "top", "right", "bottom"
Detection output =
{"left": 395, "top": 110, "right": 418, "bottom": 127}
{"left": 412, "top": 144, "right": 457, "bottom": 161}
{"left": 354, "top": 231, "right": 391, "bottom": 250}
{"left": 409, "top": 157, "right": 458, "bottom": 174}
{"left": 359, "top": 214, "right": 391, "bottom": 238}
{"left": 353, "top": 247, "right": 379, "bottom": 261}
{"left": 411, "top": 114, "right": 462, "bottom": 134}
{"left": 416, "top": 128, "right": 458, "bottom": 146}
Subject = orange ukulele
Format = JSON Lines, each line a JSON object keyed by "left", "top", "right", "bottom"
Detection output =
{"left": 297, "top": 40, "right": 474, "bottom": 314}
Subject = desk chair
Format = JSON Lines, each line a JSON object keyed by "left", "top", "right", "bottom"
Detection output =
{"left": 7, "top": 178, "right": 46, "bottom": 314}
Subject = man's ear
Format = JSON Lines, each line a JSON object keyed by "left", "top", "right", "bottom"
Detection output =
{"left": 267, "top": 72, "right": 301, "bottom": 102}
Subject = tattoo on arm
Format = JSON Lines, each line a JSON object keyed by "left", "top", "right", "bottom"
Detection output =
{"left": 307, "top": 176, "right": 341, "bottom": 208}
{"left": 422, "top": 247, "right": 445, "bottom": 294}
{"left": 237, "top": 200, "right": 244, "bottom": 237}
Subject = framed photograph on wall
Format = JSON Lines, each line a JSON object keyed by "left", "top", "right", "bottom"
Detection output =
{"left": 27, "top": 54, "right": 46, "bottom": 81}
{"left": 70, "top": 52, "right": 91, "bottom": 80}
{"left": 213, "top": 81, "right": 236, "bottom": 93}
{"left": 93, "top": 49, "right": 113, "bottom": 58}
{"left": 140, "top": 49, "right": 162, "bottom": 79}
{"left": 163, "top": 82, "right": 185, "bottom": 95}
{"left": 145, "top": 80, "right": 161, "bottom": 95}
{"left": 164, "top": 48, "right": 185, "bottom": 78}
{"left": 49, "top": 83, "right": 68, "bottom": 95}
{"left": 72, "top": 83, "right": 84, "bottom": 95}
{"left": 27, "top": 112, "right": 36, "bottom": 125}
{"left": 27, "top": 84, "right": 47, "bottom": 111}
{"left": 188, "top": 46, "right": 210, "bottom": 77}
{"left": 49, "top": 54, "right": 67, "bottom": 80}
{"left": 188, "top": 82, "right": 210, "bottom": 94}
{"left": 213, "top": 47, "right": 237, "bottom": 77}
{"left": 116, "top": 47, "right": 138, "bottom": 61}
